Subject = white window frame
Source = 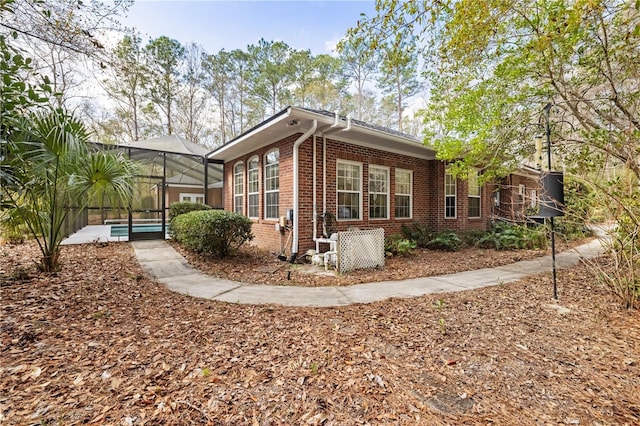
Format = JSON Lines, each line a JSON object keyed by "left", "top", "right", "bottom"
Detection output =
{"left": 395, "top": 168, "right": 413, "bottom": 219}
{"left": 519, "top": 184, "right": 526, "bottom": 196}
{"left": 368, "top": 165, "right": 389, "bottom": 220}
{"left": 444, "top": 168, "right": 457, "bottom": 219}
{"left": 530, "top": 189, "right": 537, "bottom": 208}
{"left": 468, "top": 168, "right": 481, "bottom": 219}
{"left": 179, "top": 193, "right": 205, "bottom": 204}
{"left": 247, "top": 156, "right": 259, "bottom": 218}
{"left": 264, "top": 149, "right": 279, "bottom": 220}
{"left": 336, "top": 160, "right": 362, "bottom": 221}
{"left": 233, "top": 161, "right": 244, "bottom": 215}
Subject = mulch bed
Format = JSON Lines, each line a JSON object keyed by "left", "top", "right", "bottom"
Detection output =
{"left": 1, "top": 240, "right": 639, "bottom": 425}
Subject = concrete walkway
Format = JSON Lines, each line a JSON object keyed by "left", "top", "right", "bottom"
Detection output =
{"left": 131, "top": 237, "right": 607, "bottom": 307}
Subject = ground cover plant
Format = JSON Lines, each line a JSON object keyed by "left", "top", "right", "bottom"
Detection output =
{"left": 2, "top": 240, "right": 638, "bottom": 424}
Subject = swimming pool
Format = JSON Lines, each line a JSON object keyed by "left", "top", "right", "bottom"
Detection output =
{"left": 109, "top": 224, "right": 167, "bottom": 237}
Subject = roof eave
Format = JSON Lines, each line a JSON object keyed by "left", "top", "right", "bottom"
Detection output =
{"left": 208, "top": 106, "right": 437, "bottom": 162}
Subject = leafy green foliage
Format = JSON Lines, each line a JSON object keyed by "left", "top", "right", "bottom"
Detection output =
{"left": 168, "top": 201, "right": 212, "bottom": 222}
{"left": 2, "top": 23, "right": 138, "bottom": 271}
{"left": 476, "top": 223, "right": 546, "bottom": 251}
{"left": 426, "top": 231, "right": 461, "bottom": 252}
{"left": 400, "top": 222, "right": 432, "bottom": 248}
{"left": 376, "top": 34, "right": 422, "bottom": 131}
{"left": 171, "top": 210, "right": 254, "bottom": 258}
{"left": 384, "top": 234, "right": 417, "bottom": 257}
{"left": 4, "top": 110, "right": 138, "bottom": 272}
{"left": 144, "top": 36, "right": 186, "bottom": 135}
{"left": 433, "top": 299, "right": 447, "bottom": 335}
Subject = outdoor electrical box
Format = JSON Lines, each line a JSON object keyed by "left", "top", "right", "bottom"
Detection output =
{"left": 278, "top": 216, "right": 287, "bottom": 228}
{"left": 286, "top": 209, "right": 294, "bottom": 224}
{"left": 538, "top": 171, "right": 565, "bottom": 217}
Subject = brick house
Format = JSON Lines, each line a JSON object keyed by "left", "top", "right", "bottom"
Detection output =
{"left": 208, "top": 107, "right": 498, "bottom": 257}
{"left": 493, "top": 166, "right": 541, "bottom": 224}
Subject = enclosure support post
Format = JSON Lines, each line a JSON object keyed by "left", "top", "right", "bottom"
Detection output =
{"left": 203, "top": 157, "right": 209, "bottom": 206}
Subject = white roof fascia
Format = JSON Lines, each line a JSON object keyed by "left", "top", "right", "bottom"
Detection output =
{"left": 207, "top": 110, "right": 293, "bottom": 160}
{"left": 290, "top": 107, "right": 436, "bottom": 159}
{"left": 209, "top": 106, "right": 436, "bottom": 162}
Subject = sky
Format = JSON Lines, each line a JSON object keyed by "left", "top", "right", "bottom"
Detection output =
{"left": 120, "top": 0, "right": 378, "bottom": 55}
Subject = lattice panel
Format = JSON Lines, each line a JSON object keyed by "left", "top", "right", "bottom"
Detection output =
{"left": 337, "top": 229, "right": 385, "bottom": 274}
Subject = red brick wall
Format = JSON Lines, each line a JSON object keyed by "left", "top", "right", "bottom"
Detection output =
{"left": 223, "top": 134, "right": 299, "bottom": 254}
{"left": 496, "top": 174, "right": 540, "bottom": 223}
{"left": 300, "top": 137, "right": 434, "bottom": 253}
{"left": 222, "top": 134, "right": 495, "bottom": 253}
{"left": 429, "top": 163, "right": 493, "bottom": 232}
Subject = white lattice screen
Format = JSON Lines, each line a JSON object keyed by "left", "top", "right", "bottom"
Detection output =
{"left": 337, "top": 229, "right": 385, "bottom": 274}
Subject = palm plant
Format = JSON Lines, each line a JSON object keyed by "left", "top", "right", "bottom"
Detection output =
{"left": 3, "top": 110, "right": 138, "bottom": 272}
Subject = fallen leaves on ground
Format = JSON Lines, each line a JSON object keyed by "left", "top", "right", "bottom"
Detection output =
{"left": 1, "top": 240, "right": 639, "bottom": 425}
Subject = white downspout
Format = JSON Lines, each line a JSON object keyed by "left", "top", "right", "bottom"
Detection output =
{"left": 291, "top": 119, "right": 317, "bottom": 261}
{"left": 343, "top": 114, "right": 352, "bottom": 132}
{"left": 312, "top": 134, "right": 317, "bottom": 243}
{"left": 323, "top": 134, "right": 327, "bottom": 214}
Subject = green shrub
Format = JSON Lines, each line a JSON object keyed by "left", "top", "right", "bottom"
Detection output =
{"left": 171, "top": 210, "right": 253, "bottom": 257}
{"left": 478, "top": 222, "right": 547, "bottom": 250}
{"left": 1, "top": 212, "right": 27, "bottom": 244}
{"left": 427, "top": 231, "right": 461, "bottom": 252}
{"left": 401, "top": 222, "right": 432, "bottom": 248}
{"left": 459, "top": 229, "right": 487, "bottom": 248}
{"left": 554, "top": 217, "right": 593, "bottom": 240}
{"left": 385, "top": 234, "right": 417, "bottom": 256}
{"left": 169, "top": 201, "right": 212, "bottom": 222}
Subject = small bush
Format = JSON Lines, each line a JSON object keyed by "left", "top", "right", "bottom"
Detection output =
{"left": 554, "top": 217, "right": 592, "bottom": 241}
{"left": 401, "top": 222, "right": 432, "bottom": 248}
{"left": 385, "top": 234, "right": 417, "bottom": 256}
{"left": 168, "top": 201, "right": 212, "bottom": 222}
{"left": 478, "top": 222, "right": 547, "bottom": 250}
{"left": 171, "top": 210, "right": 253, "bottom": 257}
{"left": 427, "top": 231, "right": 461, "bottom": 252}
{"left": 459, "top": 229, "right": 487, "bottom": 248}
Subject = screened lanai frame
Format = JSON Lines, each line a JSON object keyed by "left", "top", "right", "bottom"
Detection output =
{"left": 88, "top": 143, "right": 223, "bottom": 241}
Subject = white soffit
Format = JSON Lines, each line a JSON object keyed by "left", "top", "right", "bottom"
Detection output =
{"left": 208, "top": 107, "right": 436, "bottom": 162}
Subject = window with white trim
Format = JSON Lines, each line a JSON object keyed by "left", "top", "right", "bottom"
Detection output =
{"left": 468, "top": 168, "right": 481, "bottom": 218}
{"left": 530, "top": 189, "right": 537, "bottom": 208}
{"left": 445, "top": 168, "right": 456, "bottom": 218}
{"left": 180, "top": 193, "right": 204, "bottom": 204}
{"left": 247, "top": 156, "right": 259, "bottom": 218}
{"left": 395, "top": 169, "right": 412, "bottom": 219}
{"left": 369, "top": 166, "right": 389, "bottom": 219}
{"left": 264, "top": 149, "right": 279, "bottom": 219}
{"left": 337, "top": 160, "right": 361, "bottom": 220}
{"left": 233, "top": 161, "right": 244, "bottom": 214}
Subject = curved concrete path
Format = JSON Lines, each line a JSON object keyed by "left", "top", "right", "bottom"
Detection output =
{"left": 131, "top": 236, "right": 607, "bottom": 307}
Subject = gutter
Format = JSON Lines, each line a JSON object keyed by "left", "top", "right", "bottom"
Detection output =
{"left": 291, "top": 115, "right": 317, "bottom": 262}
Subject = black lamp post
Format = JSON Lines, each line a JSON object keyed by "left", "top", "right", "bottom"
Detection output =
{"left": 543, "top": 102, "right": 559, "bottom": 300}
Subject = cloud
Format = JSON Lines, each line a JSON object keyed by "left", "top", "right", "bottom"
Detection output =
{"left": 323, "top": 37, "right": 341, "bottom": 56}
